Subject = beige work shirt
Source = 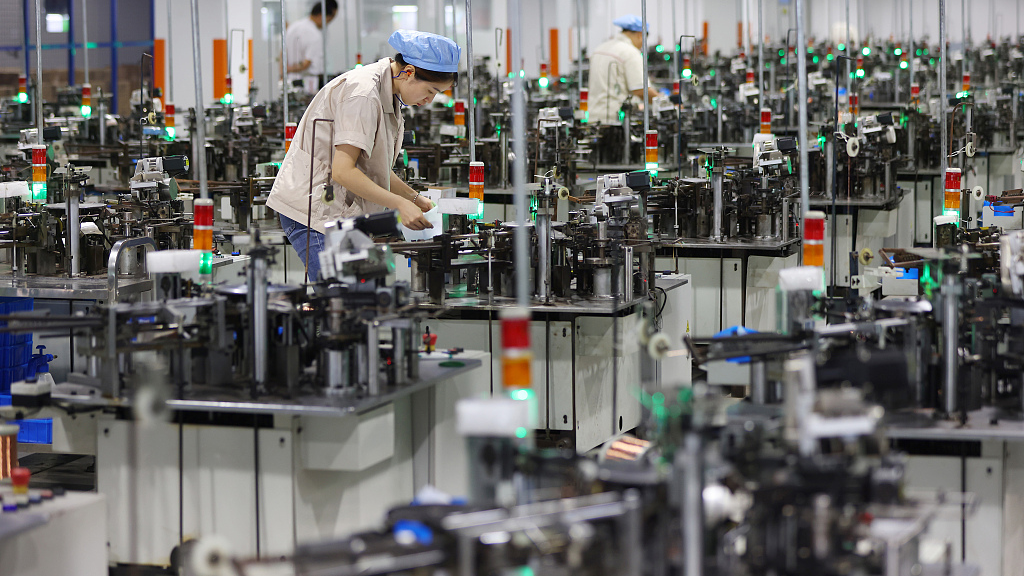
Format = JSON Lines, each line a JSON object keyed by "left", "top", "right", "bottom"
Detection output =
{"left": 268, "top": 57, "right": 404, "bottom": 234}
{"left": 589, "top": 33, "right": 646, "bottom": 125}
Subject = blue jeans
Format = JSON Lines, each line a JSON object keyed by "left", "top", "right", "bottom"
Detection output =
{"left": 280, "top": 214, "right": 325, "bottom": 282}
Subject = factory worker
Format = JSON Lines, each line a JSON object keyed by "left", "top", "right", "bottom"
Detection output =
{"left": 589, "top": 14, "right": 660, "bottom": 125}
{"left": 285, "top": 0, "right": 338, "bottom": 94}
{"left": 268, "top": 30, "right": 460, "bottom": 281}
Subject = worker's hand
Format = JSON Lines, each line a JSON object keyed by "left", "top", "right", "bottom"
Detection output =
{"left": 399, "top": 199, "right": 433, "bottom": 231}
{"left": 413, "top": 194, "right": 435, "bottom": 213}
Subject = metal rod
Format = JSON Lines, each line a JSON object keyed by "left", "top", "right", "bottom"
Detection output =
{"left": 322, "top": 0, "right": 328, "bottom": 78}
{"left": 942, "top": 269, "right": 958, "bottom": 414}
{"left": 35, "top": 0, "right": 42, "bottom": 146}
{"left": 940, "top": 0, "right": 947, "bottom": 190}
{"left": 642, "top": 0, "right": 650, "bottom": 143}
{"left": 355, "top": 0, "right": 361, "bottom": 57}
{"left": 681, "top": 432, "right": 704, "bottom": 576}
{"left": 510, "top": 0, "right": 528, "bottom": 307}
{"left": 758, "top": 0, "right": 763, "bottom": 96}
{"left": 576, "top": 0, "right": 583, "bottom": 109}
{"left": 281, "top": 0, "right": 289, "bottom": 126}
{"left": 909, "top": 0, "right": 914, "bottom": 90}
{"left": 190, "top": 0, "right": 209, "bottom": 199}
{"left": 796, "top": 0, "right": 809, "bottom": 218}
{"left": 82, "top": 0, "right": 90, "bottom": 84}
{"left": 846, "top": 0, "right": 851, "bottom": 101}
{"left": 68, "top": 182, "right": 80, "bottom": 276}
{"left": 466, "top": 0, "right": 475, "bottom": 163}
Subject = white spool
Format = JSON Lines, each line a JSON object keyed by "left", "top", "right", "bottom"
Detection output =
{"left": 846, "top": 137, "right": 860, "bottom": 157}
{"left": 647, "top": 332, "right": 672, "bottom": 360}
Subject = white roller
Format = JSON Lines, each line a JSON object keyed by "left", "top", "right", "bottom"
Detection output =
{"left": 972, "top": 185, "right": 984, "bottom": 201}
{"left": 146, "top": 249, "right": 202, "bottom": 274}
{"left": 966, "top": 141, "right": 976, "bottom": 157}
{"left": 190, "top": 535, "right": 234, "bottom": 576}
{"left": 933, "top": 214, "right": 958, "bottom": 226}
{"left": 647, "top": 332, "right": 672, "bottom": 360}
{"left": 885, "top": 125, "right": 897, "bottom": 144}
{"left": 846, "top": 137, "right": 860, "bottom": 157}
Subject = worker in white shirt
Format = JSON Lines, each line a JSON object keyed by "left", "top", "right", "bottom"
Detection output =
{"left": 588, "top": 14, "right": 659, "bottom": 125}
{"left": 268, "top": 30, "right": 460, "bottom": 282}
{"left": 285, "top": 0, "right": 338, "bottom": 95}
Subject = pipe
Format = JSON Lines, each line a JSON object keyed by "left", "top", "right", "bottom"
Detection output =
{"left": 35, "top": 0, "right": 42, "bottom": 146}
{"left": 321, "top": 0, "right": 328, "bottom": 79}
{"left": 165, "top": 0, "right": 171, "bottom": 102}
{"left": 758, "top": 0, "right": 763, "bottom": 98}
{"left": 942, "top": 269, "right": 958, "bottom": 414}
{"left": 642, "top": 0, "right": 650, "bottom": 144}
{"left": 796, "top": 0, "right": 809, "bottom": 218}
{"left": 681, "top": 432, "right": 704, "bottom": 576}
{"left": 846, "top": 0, "right": 851, "bottom": 104}
{"left": 510, "top": 0, "right": 528, "bottom": 307}
{"left": 190, "top": 0, "right": 209, "bottom": 199}
{"left": 250, "top": 246, "right": 268, "bottom": 391}
{"left": 909, "top": 0, "right": 914, "bottom": 89}
{"left": 940, "top": 0, "right": 947, "bottom": 192}
{"left": 576, "top": 0, "right": 583, "bottom": 111}
{"left": 281, "top": 0, "right": 289, "bottom": 126}
{"left": 68, "top": 184, "right": 80, "bottom": 276}
{"left": 466, "top": 0, "right": 475, "bottom": 163}
{"left": 82, "top": 0, "right": 90, "bottom": 84}
{"left": 711, "top": 163, "right": 723, "bottom": 241}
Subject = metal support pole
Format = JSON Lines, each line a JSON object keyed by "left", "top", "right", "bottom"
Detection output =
{"left": 711, "top": 165, "right": 723, "bottom": 241}
{"left": 576, "top": 0, "right": 583, "bottom": 108}
{"left": 641, "top": 0, "right": 650, "bottom": 142}
{"left": 321, "top": 0, "right": 328, "bottom": 79}
{"left": 845, "top": 0, "right": 851, "bottom": 101}
{"left": 942, "top": 269, "right": 958, "bottom": 414}
{"left": 166, "top": 0, "right": 172, "bottom": 102}
{"left": 281, "top": 0, "right": 289, "bottom": 126}
{"left": 35, "top": 0, "right": 42, "bottom": 146}
{"left": 758, "top": 0, "right": 763, "bottom": 97}
{"left": 466, "top": 0, "right": 475, "bottom": 163}
{"left": 82, "top": 0, "right": 90, "bottom": 84}
{"left": 190, "top": 0, "right": 209, "bottom": 199}
{"left": 251, "top": 252, "right": 268, "bottom": 391}
{"left": 510, "top": 0, "right": 528, "bottom": 307}
{"left": 68, "top": 0, "right": 74, "bottom": 86}
{"left": 796, "top": 0, "right": 809, "bottom": 217}
{"left": 111, "top": 0, "right": 118, "bottom": 114}
{"left": 68, "top": 185, "right": 80, "bottom": 276}
{"left": 940, "top": 0, "right": 947, "bottom": 189}
{"left": 681, "top": 432, "right": 704, "bottom": 576}
{"left": 909, "top": 0, "right": 914, "bottom": 90}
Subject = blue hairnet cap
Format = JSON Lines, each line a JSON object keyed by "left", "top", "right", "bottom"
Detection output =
{"left": 613, "top": 14, "right": 647, "bottom": 32}
{"left": 388, "top": 30, "right": 461, "bottom": 73}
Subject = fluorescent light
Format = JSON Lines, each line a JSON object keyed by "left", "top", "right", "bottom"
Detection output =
{"left": 392, "top": 5, "right": 418, "bottom": 13}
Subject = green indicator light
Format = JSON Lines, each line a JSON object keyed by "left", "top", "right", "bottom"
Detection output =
{"left": 780, "top": 57, "right": 787, "bottom": 65}
{"left": 655, "top": 44, "right": 664, "bottom": 53}
{"left": 652, "top": 392, "right": 665, "bottom": 405}
{"left": 222, "top": 93, "right": 233, "bottom": 105}
{"left": 778, "top": 49, "right": 784, "bottom": 57}
{"left": 856, "top": 69, "right": 865, "bottom": 78}
{"left": 515, "top": 427, "right": 527, "bottom": 439}
{"left": 710, "top": 98, "right": 717, "bottom": 108}
{"left": 85, "top": 42, "right": 98, "bottom": 49}
{"left": 519, "top": 70, "right": 525, "bottom": 78}
{"left": 538, "top": 77, "right": 549, "bottom": 88}
{"left": 807, "top": 46, "right": 814, "bottom": 53}
{"left": 894, "top": 48, "right": 903, "bottom": 56}
{"left": 618, "top": 110, "right": 626, "bottom": 122}
{"left": 31, "top": 182, "right": 46, "bottom": 201}
{"left": 80, "top": 105, "right": 91, "bottom": 117}
{"left": 838, "top": 43, "right": 846, "bottom": 51}
{"left": 923, "top": 48, "right": 929, "bottom": 55}
{"left": 583, "top": 111, "right": 588, "bottom": 123}
{"left": 900, "top": 60, "right": 908, "bottom": 69}
{"left": 16, "top": 93, "right": 28, "bottom": 103}
{"left": 682, "top": 68, "right": 692, "bottom": 78}
{"left": 354, "top": 63, "right": 363, "bottom": 68}
{"left": 827, "top": 54, "right": 834, "bottom": 61}
{"left": 812, "top": 56, "right": 819, "bottom": 64}
{"left": 709, "top": 69, "right": 715, "bottom": 76}
{"left": 511, "top": 388, "right": 534, "bottom": 401}
{"left": 559, "top": 77, "right": 567, "bottom": 83}
{"left": 862, "top": 46, "right": 871, "bottom": 56}
{"left": 199, "top": 252, "right": 213, "bottom": 275}
{"left": 675, "top": 44, "right": 681, "bottom": 51}
{"left": 446, "top": 100, "right": 454, "bottom": 108}
{"left": 929, "top": 58, "right": 935, "bottom": 66}
{"left": 165, "top": 127, "right": 176, "bottom": 140}
{"left": 664, "top": 54, "right": 671, "bottom": 61}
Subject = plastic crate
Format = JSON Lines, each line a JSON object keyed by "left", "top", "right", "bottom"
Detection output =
{"left": 15, "top": 419, "right": 52, "bottom": 444}
{"left": 0, "top": 395, "right": 51, "bottom": 444}
{"left": 0, "top": 343, "right": 33, "bottom": 367}
{"left": 0, "top": 363, "right": 26, "bottom": 394}
{"left": 0, "top": 297, "right": 33, "bottom": 347}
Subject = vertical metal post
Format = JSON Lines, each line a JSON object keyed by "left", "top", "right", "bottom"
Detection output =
{"left": 466, "top": 0, "right": 475, "bottom": 163}
{"left": 82, "top": 0, "right": 90, "bottom": 83}
{"left": 35, "top": 0, "right": 42, "bottom": 146}
{"left": 796, "top": 0, "right": 809, "bottom": 217}
{"left": 642, "top": 0, "right": 650, "bottom": 141}
{"left": 166, "top": 0, "right": 172, "bottom": 103}
{"left": 681, "top": 432, "right": 704, "bottom": 576}
{"left": 68, "top": 0, "right": 75, "bottom": 86}
{"left": 940, "top": 0, "right": 947, "bottom": 189}
{"left": 355, "top": 0, "right": 361, "bottom": 58}
{"left": 190, "top": 0, "right": 209, "bottom": 199}
{"left": 510, "top": 0, "right": 528, "bottom": 307}
{"left": 576, "top": 0, "right": 583, "bottom": 107}
{"left": 23, "top": 0, "right": 30, "bottom": 80}
{"left": 112, "top": 0, "right": 119, "bottom": 114}
{"left": 909, "top": 0, "right": 914, "bottom": 90}
{"left": 321, "top": 0, "right": 328, "bottom": 77}
{"left": 845, "top": 0, "right": 851, "bottom": 101}
{"left": 68, "top": 188, "right": 80, "bottom": 275}
{"left": 758, "top": 0, "right": 763, "bottom": 96}
{"left": 280, "top": 0, "right": 288, "bottom": 125}
{"left": 942, "top": 267, "right": 958, "bottom": 414}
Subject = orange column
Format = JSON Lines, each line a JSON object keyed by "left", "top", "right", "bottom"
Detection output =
{"left": 213, "top": 39, "right": 227, "bottom": 100}
{"left": 506, "top": 28, "right": 512, "bottom": 77}
{"left": 703, "top": 21, "right": 709, "bottom": 55}
{"left": 737, "top": 22, "right": 743, "bottom": 48}
{"left": 549, "top": 29, "right": 559, "bottom": 77}
{"left": 153, "top": 39, "right": 166, "bottom": 106}
{"left": 248, "top": 38, "right": 254, "bottom": 86}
